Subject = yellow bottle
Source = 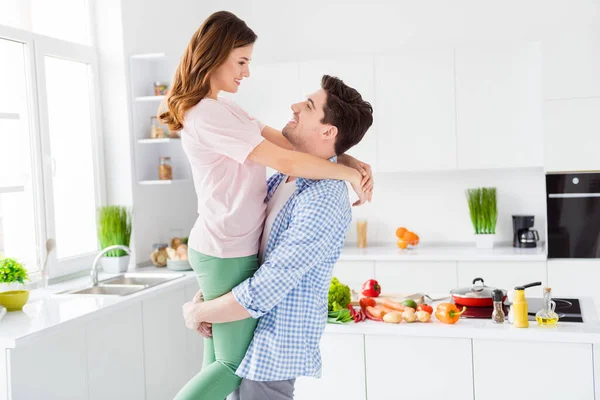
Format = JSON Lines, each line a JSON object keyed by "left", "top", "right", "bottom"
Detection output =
{"left": 512, "top": 282, "right": 542, "bottom": 328}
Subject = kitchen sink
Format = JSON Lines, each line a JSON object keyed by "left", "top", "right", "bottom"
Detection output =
{"left": 59, "top": 273, "right": 185, "bottom": 296}
{"left": 101, "top": 273, "right": 181, "bottom": 287}
{"left": 64, "top": 285, "right": 146, "bottom": 296}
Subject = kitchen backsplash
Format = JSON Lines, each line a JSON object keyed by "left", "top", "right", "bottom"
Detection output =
{"left": 345, "top": 167, "right": 547, "bottom": 246}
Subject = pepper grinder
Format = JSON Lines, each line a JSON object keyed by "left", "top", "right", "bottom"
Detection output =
{"left": 491, "top": 289, "right": 505, "bottom": 324}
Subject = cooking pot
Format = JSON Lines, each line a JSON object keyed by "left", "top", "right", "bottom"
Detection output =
{"left": 450, "top": 277, "right": 507, "bottom": 307}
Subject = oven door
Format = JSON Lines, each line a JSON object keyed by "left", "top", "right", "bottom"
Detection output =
{"left": 546, "top": 173, "right": 600, "bottom": 259}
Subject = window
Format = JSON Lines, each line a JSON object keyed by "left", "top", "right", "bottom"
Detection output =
{"left": 0, "top": 5, "right": 104, "bottom": 279}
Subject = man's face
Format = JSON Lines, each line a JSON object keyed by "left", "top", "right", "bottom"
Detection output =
{"left": 282, "top": 89, "right": 336, "bottom": 154}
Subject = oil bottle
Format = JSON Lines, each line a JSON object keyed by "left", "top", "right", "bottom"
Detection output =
{"left": 535, "top": 287, "right": 559, "bottom": 327}
{"left": 512, "top": 281, "right": 542, "bottom": 328}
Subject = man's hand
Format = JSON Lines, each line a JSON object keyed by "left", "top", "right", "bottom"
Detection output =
{"left": 338, "top": 154, "right": 374, "bottom": 204}
{"left": 182, "top": 289, "right": 213, "bottom": 338}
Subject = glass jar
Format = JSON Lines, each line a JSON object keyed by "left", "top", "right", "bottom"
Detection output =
{"left": 491, "top": 289, "right": 505, "bottom": 324}
{"left": 150, "top": 116, "right": 165, "bottom": 139}
{"left": 154, "top": 81, "right": 168, "bottom": 96}
{"left": 158, "top": 157, "right": 173, "bottom": 180}
{"left": 535, "top": 287, "right": 559, "bottom": 327}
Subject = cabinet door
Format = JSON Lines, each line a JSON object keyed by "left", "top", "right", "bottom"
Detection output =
{"left": 86, "top": 302, "right": 145, "bottom": 400}
{"left": 375, "top": 261, "right": 457, "bottom": 295}
{"left": 184, "top": 280, "right": 204, "bottom": 381}
{"left": 457, "top": 261, "right": 547, "bottom": 295}
{"left": 543, "top": 98, "right": 600, "bottom": 172}
{"left": 9, "top": 326, "right": 88, "bottom": 400}
{"left": 299, "top": 59, "right": 378, "bottom": 171}
{"left": 547, "top": 260, "right": 600, "bottom": 311}
{"left": 455, "top": 42, "right": 543, "bottom": 169}
{"left": 473, "top": 339, "right": 594, "bottom": 400}
{"left": 365, "top": 335, "right": 473, "bottom": 400}
{"left": 143, "top": 285, "right": 188, "bottom": 400}
{"left": 295, "top": 333, "right": 366, "bottom": 400}
{"left": 375, "top": 49, "right": 456, "bottom": 172}
{"left": 332, "top": 261, "right": 375, "bottom": 293}
{"left": 594, "top": 344, "right": 600, "bottom": 400}
{"left": 543, "top": 29, "right": 600, "bottom": 100}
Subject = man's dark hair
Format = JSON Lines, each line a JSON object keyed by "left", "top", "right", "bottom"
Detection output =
{"left": 320, "top": 75, "right": 374, "bottom": 155}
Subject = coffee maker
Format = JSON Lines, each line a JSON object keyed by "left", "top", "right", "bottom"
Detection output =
{"left": 512, "top": 215, "right": 540, "bottom": 248}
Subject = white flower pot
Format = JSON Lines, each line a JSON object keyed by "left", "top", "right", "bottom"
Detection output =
{"left": 474, "top": 234, "right": 495, "bottom": 249}
{"left": 102, "top": 255, "right": 130, "bottom": 273}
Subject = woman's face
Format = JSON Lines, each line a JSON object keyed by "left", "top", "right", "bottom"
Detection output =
{"left": 210, "top": 44, "right": 254, "bottom": 95}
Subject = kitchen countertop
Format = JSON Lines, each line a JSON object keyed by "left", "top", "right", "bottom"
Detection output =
{"left": 0, "top": 266, "right": 197, "bottom": 349}
{"left": 2, "top": 267, "right": 599, "bottom": 350}
{"left": 339, "top": 243, "right": 547, "bottom": 261}
{"left": 326, "top": 295, "right": 600, "bottom": 344}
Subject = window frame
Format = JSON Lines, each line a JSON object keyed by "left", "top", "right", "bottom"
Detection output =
{"left": 0, "top": 22, "right": 106, "bottom": 280}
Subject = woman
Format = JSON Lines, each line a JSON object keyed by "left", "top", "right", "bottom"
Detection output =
{"left": 160, "top": 11, "right": 373, "bottom": 400}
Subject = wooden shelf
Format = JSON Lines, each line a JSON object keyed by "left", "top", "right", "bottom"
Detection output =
{"left": 0, "top": 113, "right": 20, "bottom": 120}
{"left": 135, "top": 95, "right": 165, "bottom": 102}
{"left": 137, "top": 138, "right": 180, "bottom": 144}
{"left": 138, "top": 179, "right": 189, "bottom": 186}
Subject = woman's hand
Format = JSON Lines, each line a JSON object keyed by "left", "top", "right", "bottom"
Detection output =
{"left": 182, "top": 289, "right": 213, "bottom": 337}
{"left": 350, "top": 170, "right": 368, "bottom": 207}
{"left": 338, "top": 154, "right": 374, "bottom": 203}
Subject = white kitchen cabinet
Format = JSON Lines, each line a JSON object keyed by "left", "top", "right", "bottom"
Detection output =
{"left": 184, "top": 280, "right": 204, "bottom": 381}
{"left": 365, "top": 335, "right": 473, "bottom": 400}
{"left": 594, "top": 344, "right": 600, "bottom": 400}
{"left": 455, "top": 42, "right": 543, "bottom": 169}
{"left": 473, "top": 339, "right": 594, "bottom": 400}
{"left": 299, "top": 59, "right": 378, "bottom": 171}
{"left": 543, "top": 30, "right": 600, "bottom": 100}
{"left": 375, "top": 261, "right": 457, "bottom": 295}
{"left": 547, "top": 259, "right": 600, "bottom": 311}
{"left": 86, "top": 302, "right": 145, "bottom": 400}
{"left": 8, "top": 325, "right": 88, "bottom": 400}
{"left": 543, "top": 98, "right": 600, "bottom": 172}
{"left": 332, "top": 261, "right": 375, "bottom": 293}
{"left": 375, "top": 49, "right": 456, "bottom": 172}
{"left": 457, "top": 261, "right": 547, "bottom": 295}
{"left": 295, "top": 333, "right": 366, "bottom": 400}
{"left": 142, "top": 285, "right": 189, "bottom": 400}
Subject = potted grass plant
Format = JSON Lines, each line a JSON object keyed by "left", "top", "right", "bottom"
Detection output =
{"left": 466, "top": 187, "right": 498, "bottom": 249}
{"left": 0, "top": 256, "right": 30, "bottom": 311}
{"left": 98, "top": 206, "right": 132, "bottom": 273}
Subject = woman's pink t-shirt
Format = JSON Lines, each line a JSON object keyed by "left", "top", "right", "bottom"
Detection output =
{"left": 181, "top": 97, "right": 267, "bottom": 258}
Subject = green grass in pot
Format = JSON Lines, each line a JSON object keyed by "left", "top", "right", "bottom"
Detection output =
{"left": 98, "top": 206, "right": 132, "bottom": 257}
{"left": 466, "top": 187, "right": 498, "bottom": 235}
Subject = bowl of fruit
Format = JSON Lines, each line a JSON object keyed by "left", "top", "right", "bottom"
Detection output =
{"left": 395, "top": 227, "right": 419, "bottom": 251}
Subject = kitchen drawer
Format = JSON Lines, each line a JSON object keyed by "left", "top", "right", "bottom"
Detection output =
{"left": 374, "top": 261, "right": 457, "bottom": 295}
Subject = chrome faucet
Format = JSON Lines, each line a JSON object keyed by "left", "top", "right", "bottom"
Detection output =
{"left": 91, "top": 245, "right": 131, "bottom": 286}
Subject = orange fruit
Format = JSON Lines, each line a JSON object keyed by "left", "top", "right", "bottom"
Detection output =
{"left": 403, "top": 231, "right": 418, "bottom": 242}
{"left": 397, "top": 239, "right": 408, "bottom": 249}
{"left": 396, "top": 227, "right": 408, "bottom": 238}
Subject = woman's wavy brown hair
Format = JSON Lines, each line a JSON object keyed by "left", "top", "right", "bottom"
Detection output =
{"left": 159, "top": 11, "right": 257, "bottom": 132}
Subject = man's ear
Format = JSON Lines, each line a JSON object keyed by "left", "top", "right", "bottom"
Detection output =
{"left": 322, "top": 125, "right": 338, "bottom": 140}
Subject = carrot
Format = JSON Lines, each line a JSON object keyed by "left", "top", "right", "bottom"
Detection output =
{"left": 377, "top": 305, "right": 397, "bottom": 314}
{"left": 366, "top": 306, "right": 386, "bottom": 319}
{"left": 382, "top": 298, "right": 408, "bottom": 312}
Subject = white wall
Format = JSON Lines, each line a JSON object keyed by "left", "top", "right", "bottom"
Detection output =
{"left": 104, "top": 0, "right": 600, "bottom": 260}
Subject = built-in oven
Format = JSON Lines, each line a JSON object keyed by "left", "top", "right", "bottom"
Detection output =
{"left": 546, "top": 172, "right": 600, "bottom": 258}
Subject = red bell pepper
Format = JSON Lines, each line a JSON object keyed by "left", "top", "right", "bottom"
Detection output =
{"left": 361, "top": 279, "right": 381, "bottom": 297}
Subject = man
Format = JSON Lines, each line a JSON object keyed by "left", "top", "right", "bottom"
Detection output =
{"left": 183, "top": 74, "right": 374, "bottom": 399}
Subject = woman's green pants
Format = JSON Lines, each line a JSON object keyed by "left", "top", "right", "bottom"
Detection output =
{"left": 174, "top": 249, "right": 259, "bottom": 400}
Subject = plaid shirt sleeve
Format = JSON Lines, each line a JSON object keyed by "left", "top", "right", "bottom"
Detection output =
{"left": 232, "top": 189, "right": 350, "bottom": 318}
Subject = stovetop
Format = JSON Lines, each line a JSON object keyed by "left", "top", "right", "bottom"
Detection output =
{"left": 458, "top": 298, "right": 583, "bottom": 323}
